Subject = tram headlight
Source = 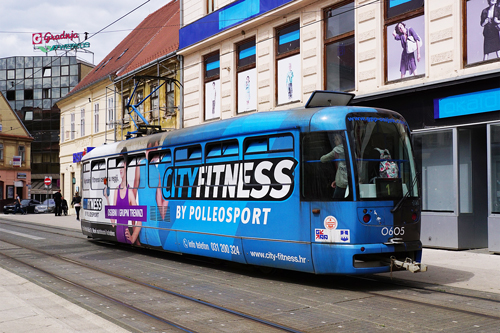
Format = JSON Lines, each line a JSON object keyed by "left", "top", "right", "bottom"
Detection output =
{"left": 363, "top": 214, "right": 371, "bottom": 223}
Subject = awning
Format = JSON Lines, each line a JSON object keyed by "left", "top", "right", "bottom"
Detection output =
{"left": 30, "top": 180, "right": 60, "bottom": 195}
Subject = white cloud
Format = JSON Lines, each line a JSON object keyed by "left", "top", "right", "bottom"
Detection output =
{"left": 0, "top": 0, "right": 168, "bottom": 65}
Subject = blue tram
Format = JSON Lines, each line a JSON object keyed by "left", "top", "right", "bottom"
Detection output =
{"left": 81, "top": 91, "right": 425, "bottom": 274}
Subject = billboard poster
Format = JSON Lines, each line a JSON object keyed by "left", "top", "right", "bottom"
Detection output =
{"left": 205, "top": 79, "right": 221, "bottom": 120}
{"left": 466, "top": 0, "right": 500, "bottom": 64}
{"left": 386, "top": 15, "right": 426, "bottom": 81}
{"left": 277, "top": 54, "right": 301, "bottom": 105}
{"left": 237, "top": 68, "right": 257, "bottom": 113}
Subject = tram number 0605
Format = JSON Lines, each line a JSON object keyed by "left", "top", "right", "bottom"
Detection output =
{"left": 210, "top": 242, "right": 240, "bottom": 255}
{"left": 381, "top": 226, "right": 405, "bottom": 236}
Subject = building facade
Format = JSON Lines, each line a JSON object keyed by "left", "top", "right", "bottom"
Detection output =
{"left": 0, "top": 93, "right": 33, "bottom": 210}
{"left": 178, "top": 0, "right": 500, "bottom": 252}
{"left": 58, "top": 1, "right": 181, "bottom": 215}
{"left": 0, "top": 55, "right": 93, "bottom": 201}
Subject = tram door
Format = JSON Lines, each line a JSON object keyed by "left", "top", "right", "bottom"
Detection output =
{"left": 303, "top": 131, "right": 352, "bottom": 244}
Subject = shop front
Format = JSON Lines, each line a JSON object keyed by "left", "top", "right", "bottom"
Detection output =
{"left": 353, "top": 73, "right": 500, "bottom": 252}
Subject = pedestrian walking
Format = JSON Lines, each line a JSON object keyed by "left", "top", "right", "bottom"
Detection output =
{"left": 54, "top": 190, "right": 62, "bottom": 216}
{"left": 14, "top": 195, "right": 26, "bottom": 215}
{"left": 71, "top": 192, "right": 82, "bottom": 221}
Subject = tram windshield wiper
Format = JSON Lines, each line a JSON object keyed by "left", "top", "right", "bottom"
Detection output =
{"left": 391, "top": 173, "right": 418, "bottom": 213}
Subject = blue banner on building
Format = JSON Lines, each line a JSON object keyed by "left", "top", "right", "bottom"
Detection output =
{"left": 73, "top": 147, "right": 95, "bottom": 163}
{"left": 434, "top": 88, "right": 500, "bottom": 119}
{"left": 179, "top": 0, "right": 295, "bottom": 49}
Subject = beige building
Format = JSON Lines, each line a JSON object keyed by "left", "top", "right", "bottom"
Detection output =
{"left": 0, "top": 93, "right": 32, "bottom": 210}
{"left": 178, "top": 0, "right": 500, "bottom": 251}
{"left": 58, "top": 1, "right": 180, "bottom": 215}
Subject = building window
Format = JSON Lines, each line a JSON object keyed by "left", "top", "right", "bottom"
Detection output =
{"left": 324, "top": 2, "right": 355, "bottom": 92}
{"left": 204, "top": 51, "right": 220, "bottom": 121}
{"left": 150, "top": 84, "right": 159, "bottom": 121}
{"left": 491, "top": 124, "right": 500, "bottom": 214}
{"left": 24, "top": 110, "right": 33, "bottom": 121}
{"left": 18, "top": 145, "right": 25, "bottom": 162}
{"left": 0, "top": 143, "right": 3, "bottom": 160}
{"left": 413, "top": 130, "right": 454, "bottom": 212}
{"left": 24, "top": 89, "right": 34, "bottom": 100}
{"left": 6, "top": 91, "right": 15, "bottom": 101}
{"left": 42, "top": 67, "right": 51, "bottom": 77}
{"left": 207, "top": 0, "right": 216, "bottom": 14}
{"left": 94, "top": 103, "right": 99, "bottom": 133}
{"left": 108, "top": 97, "right": 114, "bottom": 129}
{"left": 464, "top": 0, "right": 500, "bottom": 66}
{"left": 122, "top": 95, "right": 130, "bottom": 124}
{"left": 236, "top": 38, "right": 256, "bottom": 113}
{"left": 136, "top": 90, "right": 144, "bottom": 123}
{"left": 384, "top": 0, "right": 425, "bottom": 82}
{"left": 61, "top": 116, "right": 64, "bottom": 142}
{"left": 70, "top": 113, "right": 75, "bottom": 140}
{"left": 80, "top": 108, "right": 85, "bottom": 137}
{"left": 276, "top": 21, "right": 301, "bottom": 105}
{"left": 166, "top": 82, "right": 175, "bottom": 117}
{"left": 43, "top": 88, "right": 51, "bottom": 99}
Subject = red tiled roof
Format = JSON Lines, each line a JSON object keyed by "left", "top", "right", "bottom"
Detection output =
{"left": 71, "top": 1, "right": 179, "bottom": 94}
{"left": 118, "top": 7, "right": 180, "bottom": 77}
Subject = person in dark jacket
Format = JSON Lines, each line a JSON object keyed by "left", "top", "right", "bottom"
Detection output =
{"left": 14, "top": 195, "right": 26, "bottom": 215}
{"left": 71, "top": 193, "right": 81, "bottom": 220}
{"left": 54, "top": 190, "right": 62, "bottom": 216}
{"left": 61, "top": 197, "right": 68, "bottom": 216}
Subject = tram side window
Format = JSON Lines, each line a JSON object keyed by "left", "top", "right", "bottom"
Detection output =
{"left": 175, "top": 145, "right": 202, "bottom": 162}
{"left": 242, "top": 133, "right": 295, "bottom": 194}
{"left": 83, "top": 162, "right": 90, "bottom": 190}
{"left": 149, "top": 150, "right": 171, "bottom": 188}
{"left": 244, "top": 133, "right": 294, "bottom": 155}
{"left": 302, "top": 132, "right": 351, "bottom": 201}
{"left": 206, "top": 140, "right": 239, "bottom": 160}
{"left": 91, "top": 160, "right": 106, "bottom": 190}
{"left": 107, "top": 157, "right": 125, "bottom": 189}
{"left": 174, "top": 145, "right": 202, "bottom": 197}
{"left": 127, "top": 154, "right": 146, "bottom": 189}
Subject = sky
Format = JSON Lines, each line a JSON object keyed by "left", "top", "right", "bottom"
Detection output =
{"left": 0, "top": 0, "right": 170, "bottom": 66}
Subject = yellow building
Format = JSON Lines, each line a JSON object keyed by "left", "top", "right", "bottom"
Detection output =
{"left": 58, "top": 1, "right": 180, "bottom": 215}
{"left": 0, "top": 92, "right": 33, "bottom": 209}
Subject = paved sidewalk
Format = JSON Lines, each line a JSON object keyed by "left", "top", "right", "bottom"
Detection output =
{"left": 0, "top": 213, "right": 127, "bottom": 332}
{"left": 1, "top": 212, "right": 500, "bottom": 332}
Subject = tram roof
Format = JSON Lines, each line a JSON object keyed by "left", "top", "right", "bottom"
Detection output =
{"left": 84, "top": 105, "right": 381, "bottom": 159}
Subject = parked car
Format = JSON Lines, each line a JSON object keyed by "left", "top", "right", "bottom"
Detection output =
{"left": 3, "top": 199, "right": 41, "bottom": 214}
{"left": 34, "top": 199, "right": 56, "bottom": 214}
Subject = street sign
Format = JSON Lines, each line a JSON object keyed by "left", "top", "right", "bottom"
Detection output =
{"left": 44, "top": 177, "right": 52, "bottom": 186}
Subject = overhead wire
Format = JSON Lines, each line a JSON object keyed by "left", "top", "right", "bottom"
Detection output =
{"left": 1, "top": 0, "right": 383, "bottom": 135}
{"left": 1, "top": 0, "right": 152, "bottom": 134}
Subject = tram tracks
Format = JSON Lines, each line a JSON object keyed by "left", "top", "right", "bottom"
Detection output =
{"left": 2, "top": 221, "right": 500, "bottom": 332}
{"left": 0, "top": 236, "right": 300, "bottom": 333}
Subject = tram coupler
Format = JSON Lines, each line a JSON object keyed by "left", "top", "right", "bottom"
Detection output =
{"left": 390, "top": 257, "right": 428, "bottom": 273}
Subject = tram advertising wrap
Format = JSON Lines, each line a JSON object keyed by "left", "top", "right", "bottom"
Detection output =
{"left": 81, "top": 92, "right": 426, "bottom": 275}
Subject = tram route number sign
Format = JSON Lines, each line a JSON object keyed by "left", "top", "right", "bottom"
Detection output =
{"left": 44, "top": 177, "right": 52, "bottom": 187}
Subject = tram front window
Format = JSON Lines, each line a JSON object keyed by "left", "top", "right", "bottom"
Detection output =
{"left": 302, "top": 131, "right": 352, "bottom": 201}
{"left": 347, "top": 113, "right": 418, "bottom": 200}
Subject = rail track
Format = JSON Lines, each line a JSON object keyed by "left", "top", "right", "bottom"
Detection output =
{"left": 1, "top": 220, "right": 500, "bottom": 332}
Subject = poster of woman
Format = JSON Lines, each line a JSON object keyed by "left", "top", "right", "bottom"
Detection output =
{"left": 466, "top": 0, "right": 500, "bottom": 64}
{"left": 277, "top": 54, "right": 301, "bottom": 105}
{"left": 205, "top": 79, "right": 220, "bottom": 120}
{"left": 386, "top": 15, "right": 425, "bottom": 81}
{"left": 237, "top": 68, "right": 256, "bottom": 113}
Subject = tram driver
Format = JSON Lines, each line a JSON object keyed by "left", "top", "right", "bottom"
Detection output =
{"left": 320, "top": 134, "right": 348, "bottom": 199}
